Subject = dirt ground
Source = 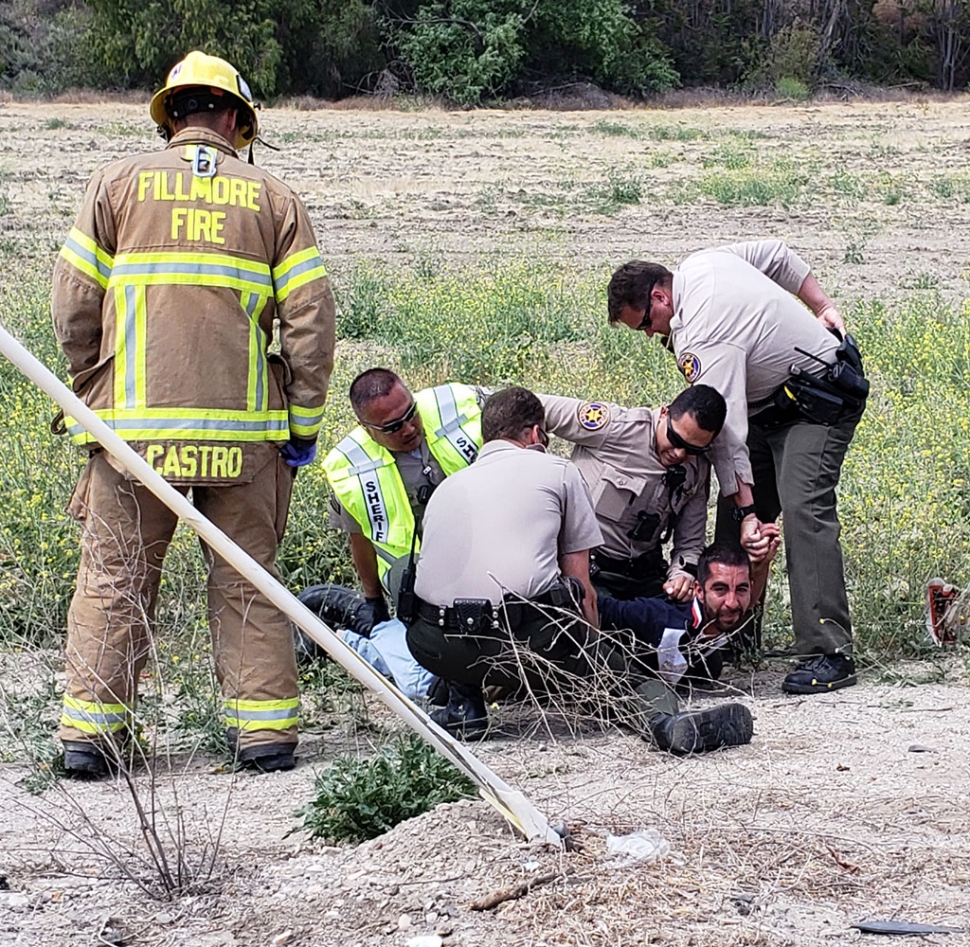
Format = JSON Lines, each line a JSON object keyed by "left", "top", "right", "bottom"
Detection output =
{"left": 4, "top": 95, "right": 970, "bottom": 301}
{"left": 2, "top": 97, "right": 970, "bottom": 946}
{"left": 3, "top": 661, "right": 969, "bottom": 946}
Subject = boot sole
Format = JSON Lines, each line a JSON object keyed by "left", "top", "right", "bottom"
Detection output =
{"left": 659, "top": 704, "right": 754, "bottom": 754}
{"left": 782, "top": 673, "right": 857, "bottom": 694}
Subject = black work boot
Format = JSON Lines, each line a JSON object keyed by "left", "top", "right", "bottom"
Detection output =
{"left": 62, "top": 741, "right": 111, "bottom": 779}
{"left": 238, "top": 742, "right": 297, "bottom": 773}
{"left": 294, "top": 583, "right": 374, "bottom": 662}
{"left": 648, "top": 702, "right": 754, "bottom": 754}
{"left": 782, "top": 654, "right": 857, "bottom": 694}
{"left": 430, "top": 682, "right": 488, "bottom": 739}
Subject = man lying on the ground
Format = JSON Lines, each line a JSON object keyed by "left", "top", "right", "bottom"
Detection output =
{"left": 539, "top": 385, "right": 726, "bottom": 601}
{"left": 599, "top": 537, "right": 779, "bottom": 688}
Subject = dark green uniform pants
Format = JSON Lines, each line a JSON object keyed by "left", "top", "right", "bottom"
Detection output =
{"left": 407, "top": 608, "right": 679, "bottom": 729}
{"left": 716, "top": 408, "right": 863, "bottom": 655}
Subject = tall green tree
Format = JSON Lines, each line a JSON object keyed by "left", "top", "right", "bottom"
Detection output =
{"left": 386, "top": 0, "right": 679, "bottom": 104}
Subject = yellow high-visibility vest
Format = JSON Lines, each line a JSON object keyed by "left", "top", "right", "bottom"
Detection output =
{"left": 324, "top": 384, "right": 482, "bottom": 583}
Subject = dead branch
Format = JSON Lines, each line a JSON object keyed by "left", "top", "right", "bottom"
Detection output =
{"left": 469, "top": 867, "right": 575, "bottom": 911}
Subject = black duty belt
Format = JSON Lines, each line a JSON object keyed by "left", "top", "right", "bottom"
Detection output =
{"left": 592, "top": 550, "right": 665, "bottom": 580}
{"left": 415, "top": 583, "right": 578, "bottom": 633}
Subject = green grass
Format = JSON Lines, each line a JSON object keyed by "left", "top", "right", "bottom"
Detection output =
{"left": 590, "top": 120, "right": 641, "bottom": 138}
{"left": 688, "top": 164, "right": 809, "bottom": 208}
{"left": 3, "top": 256, "right": 970, "bottom": 661}
{"left": 647, "top": 124, "right": 705, "bottom": 141}
{"left": 775, "top": 76, "right": 810, "bottom": 100}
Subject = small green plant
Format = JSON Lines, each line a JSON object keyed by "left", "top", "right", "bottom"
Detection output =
{"left": 775, "top": 76, "right": 810, "bottom": 101}
{"left": 605, "top": 171, "right": 643, "bottom": 206}
{"left": 703, "top": 143, "right": 751, "bottom": 170}
{"left": 844, "top": 241, "right": 865, "bottom": 264}
{"left": 586, "top": 171, "right": 643, "bottom": 213}
{"left": 299, "top": 733, "right": 475, "bottom": 843}
{"left": 899, "top": 272, "right": 941, "bottom": 291}
{"left": 44, "top": 118, "right": 69, "bottom": 130}
{"left": 648, "top": 124, "right": 704, "bottom": 142}
{"left": 591, "top": 120, "right": 640, "bottom": 139}
{"left": 830, "top": 170, "right": 865, "bottom": 200}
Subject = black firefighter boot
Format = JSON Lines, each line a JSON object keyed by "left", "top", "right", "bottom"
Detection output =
{"left": 430, "top": 682, "right": 489, "bottom": 739}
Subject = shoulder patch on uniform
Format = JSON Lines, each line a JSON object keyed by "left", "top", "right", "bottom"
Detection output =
{"left": 577, "top": 401, "right": 610, "bottom": 431}
{"left": 678, "top": 352, "right": 702, "bottom": 383}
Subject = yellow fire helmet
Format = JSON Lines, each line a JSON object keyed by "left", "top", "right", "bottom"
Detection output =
{"left": 150, "top": 50, "right": 259, "bottom": 149}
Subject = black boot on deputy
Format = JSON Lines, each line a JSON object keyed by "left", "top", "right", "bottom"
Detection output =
{"left": 62, "top": 741, "right": 112, "bottom": 779}
{"left": 648, "top": 703, "right": 754, "bottom": 754}
{"left": 782, "top": 653, "right": 856, "bottom": 694}
{"left": 430, "top": 682, "right": 488, "bottom": 739}
{"left": 237, "top": 742, "right": 297, "bottom": 773}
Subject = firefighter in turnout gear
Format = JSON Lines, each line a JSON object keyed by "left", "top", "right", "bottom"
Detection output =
{"left": 52, "top": 50, "right": 336, "bottom": 776}
{"left": 323, "top": 369, "right": 487, "bottom": 624}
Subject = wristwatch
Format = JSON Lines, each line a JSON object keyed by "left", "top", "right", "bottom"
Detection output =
{"left": 732, "top": 503, "right": 758, "bottom": 522}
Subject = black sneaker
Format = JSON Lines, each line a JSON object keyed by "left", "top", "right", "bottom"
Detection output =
{"left": 648, "top": 703, "right": 754, "bottom": 754}
{"left": 430, "top": 682, "right": 488, "bottom": 739}
{"left": 427, "top": 676, "right": 450, "bottom": 707}
{"left": 782, "top": 654, "right": 857, "bottom": 694}
{"left": 62, "top": 742, "right": 111, "bottom": 779}
{"left": 238, "top": 743, "right": 297, "bottom": 773}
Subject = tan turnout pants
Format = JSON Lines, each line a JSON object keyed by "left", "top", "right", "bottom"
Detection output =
{"left": 58, "top": 448, "right": 299, "bottom": 753}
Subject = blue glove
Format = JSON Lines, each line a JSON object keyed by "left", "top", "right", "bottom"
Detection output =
{"left": 281, "top": 437, "right": 317, "bottom": 468}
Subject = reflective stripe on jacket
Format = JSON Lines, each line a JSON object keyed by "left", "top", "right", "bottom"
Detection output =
{"left": 52, "top": 128, "right": 335, "bottom": 467}
{"left": 323, "top": 384, "right": 482, "bottom": 580}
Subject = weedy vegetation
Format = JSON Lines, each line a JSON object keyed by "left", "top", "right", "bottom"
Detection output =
{"left": 299, "top": 733, "right": 475, "bottom": 843}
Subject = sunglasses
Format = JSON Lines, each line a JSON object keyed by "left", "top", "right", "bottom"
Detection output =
{"left": 635, "top": 300, "right": 652, "bottom": 331}
{"left": 666, "top": 415, "right": 711, "bottom": 455}
{"left": 361, "top": 400, "right": 418, "bottom": 435}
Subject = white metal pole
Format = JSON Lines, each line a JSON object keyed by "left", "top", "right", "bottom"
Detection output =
{"left": 0, "top": 323, "right": 562, "bottom": 845}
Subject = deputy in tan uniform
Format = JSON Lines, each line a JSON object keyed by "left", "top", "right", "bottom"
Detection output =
{"left": 406, "top": 387, "right": 754, "bottom": 754}
{"left": 52, "top": 51, "right": 335, "bottom": 776}
{"left": 323, "top": 369, "right": 488, "bottom": 624}
{"left": 608, "top": 240, "right": 867, "bottom": 695}
{"left": 539, "top": 385, "right": 726, "bottom": 601}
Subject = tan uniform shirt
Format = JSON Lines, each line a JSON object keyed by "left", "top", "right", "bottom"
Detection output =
{"left": 414, "top": 440, "right": 603, "bottom": 607}
{"left": 540, "top": 395, "right": 709, "bottom": 578}
{"left": 670, "top": 240, "right": 840, "bottom": 494}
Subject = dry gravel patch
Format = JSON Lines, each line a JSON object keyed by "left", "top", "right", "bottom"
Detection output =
{"left": 3, "top": 663, "right": 969, "bottom": 947}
